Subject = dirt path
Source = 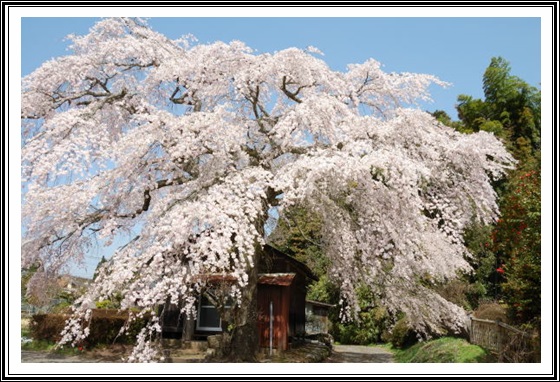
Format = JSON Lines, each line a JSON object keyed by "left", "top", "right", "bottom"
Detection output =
{"left": 22, "top": 344, "right": 395, "bottom": 363}
{"left": 325, "top": 345, "right": 395, "bottom": 363}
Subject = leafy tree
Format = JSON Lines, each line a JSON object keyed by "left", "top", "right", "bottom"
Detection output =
{"left": 430, "top": 110, "right": 464, "bottom": 132}
{"left": 492, "top": 160, "right": 541, "bottom": 325}
{"left": 21, "top": 18, "right": 514, "bottom": 361}
{"left": 447, "top": 57, "right": 541, "bottom": 327}
{"left": 461, "top": 223, "right": 500, "bottom": 304}
{"left": 484, "top": 57, "right": 540, "bottom": 153}
{"left": 267, "top": 204, "right": 329, "bottom": 276}
{"left": 456, "top": 96, "right": 491, "bottom": 132}
{"left": 333, "top": 284, "right": 389, "bottom": 345}
{"left": 456, "top": 57, "right": 540, "bottom": 160}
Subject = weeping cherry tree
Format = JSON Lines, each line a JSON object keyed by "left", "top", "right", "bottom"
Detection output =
{"left": 21, "top": 18, "right": 514, "bottom": 362}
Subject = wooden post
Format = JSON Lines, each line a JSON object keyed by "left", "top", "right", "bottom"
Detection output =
{"left": 269, "top": 300, "right": 273, "bottom": 356}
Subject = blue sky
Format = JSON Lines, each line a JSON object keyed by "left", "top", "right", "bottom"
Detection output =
{"left": 17, "top": 14, "right": 544, "bottom": 279}
{"left": 22, "top": 17, "right": 541, "bottom": 121}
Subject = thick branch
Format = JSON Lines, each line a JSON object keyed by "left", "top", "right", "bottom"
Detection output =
{"left": 281, "top": 76, "right": 303, "bottom": 104}
{"left": 115, "top": 176, "right": 187, "bottom": 219}
{"left": 170, "top": 88, "right": 202, "bottom": 112}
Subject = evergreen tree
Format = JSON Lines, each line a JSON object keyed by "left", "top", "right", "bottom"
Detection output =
{"left": 93, "top": 256, "right": 107, "bottom": 280}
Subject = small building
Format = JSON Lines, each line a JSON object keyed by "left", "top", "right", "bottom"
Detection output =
{"left": 305, "top": 300, "right": 335, "bottom": 335}
{"left": 57, "top": 274, "right": 91, "bottom": 291}
{"left": 161, "top": 244, "right": 317, "bottom": 351}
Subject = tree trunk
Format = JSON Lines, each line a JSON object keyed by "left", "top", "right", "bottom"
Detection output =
{"left": 219, "top": 245, "right": 262, "bottom": 362}
{"left": 217, "top": 192, "right": 278, "bottom": 362}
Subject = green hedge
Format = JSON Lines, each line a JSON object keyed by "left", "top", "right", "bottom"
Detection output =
{"left": 30, "top": 309, "right": 149, "bottom": 347}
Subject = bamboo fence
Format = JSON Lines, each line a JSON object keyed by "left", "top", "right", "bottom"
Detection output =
{"left": 469, "top": 317, "right": 539, "bottom": 362}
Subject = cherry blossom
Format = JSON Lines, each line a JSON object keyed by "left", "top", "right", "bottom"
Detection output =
{"left": 21, "top": 17, "right": 514, "bottom": 361}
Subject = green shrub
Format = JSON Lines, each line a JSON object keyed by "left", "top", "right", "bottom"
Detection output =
{"left": 388, "top": 317, "right": 417, "bottom": 349}
{"left": 94, "top": 292, "right": 123, "bottom": 310}
{"left": 95, "top": 300, "right": 118, "bottom": 309}
{"left": 333, "top": 307, "right": 389, "bottom": 345}
{"left": 435, "top": 279, "right": 480, "bottom": 311}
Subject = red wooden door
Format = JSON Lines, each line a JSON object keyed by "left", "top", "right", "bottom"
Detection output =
{"left": 257, "top": 285, "right": 289, "bottom": 350}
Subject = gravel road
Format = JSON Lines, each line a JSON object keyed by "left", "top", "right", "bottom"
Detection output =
{"left": 325, "top": 344, "right": 395, "bottom": 363}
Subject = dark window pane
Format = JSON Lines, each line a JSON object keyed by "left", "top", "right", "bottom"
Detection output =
{"left": 199, "top": 307, "right": 220, "bottom": 329}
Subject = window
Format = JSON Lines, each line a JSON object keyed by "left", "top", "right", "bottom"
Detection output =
{"left": 196, "top": 295, "right": 222, "bottom": 331}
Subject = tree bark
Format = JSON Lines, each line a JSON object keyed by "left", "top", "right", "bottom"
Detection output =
{"left": 218, "top": 245, "right": 262, "bottom": 362}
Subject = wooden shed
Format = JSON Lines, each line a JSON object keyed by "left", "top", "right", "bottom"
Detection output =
{"left": 257, "top": 245, "right": 318, "bottom": 351}
{"left": 161, "top": 245, "right": 317, "bottom": 352}
{"left": 305, "top": 300, "right": 335, "bottom": 335}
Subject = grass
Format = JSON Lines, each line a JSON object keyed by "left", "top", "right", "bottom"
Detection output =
{"left": 21, "top": 339, "right": 56, "bottom": 351}
{"left": 388, "top": 337, "right": 495, "bottom": 363}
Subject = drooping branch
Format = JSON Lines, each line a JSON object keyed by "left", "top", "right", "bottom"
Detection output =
{"left": 37, "top": 175, "right": 189, "bottom": 252}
